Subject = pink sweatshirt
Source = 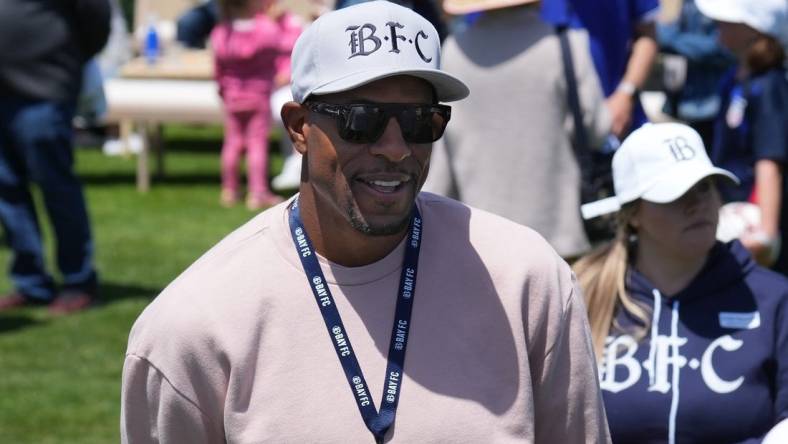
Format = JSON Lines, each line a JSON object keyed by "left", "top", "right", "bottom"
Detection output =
{"left": 211, "top": 14, "right": 282, "bottom": 112}
{"left": 273, "top": 12, "right": 303, "bottom": 82}
{"left": 121, "top": 193, "right": 610, "bottom": 443}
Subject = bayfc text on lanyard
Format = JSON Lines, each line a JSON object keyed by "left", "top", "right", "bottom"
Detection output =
{"left": 288, "top": 198, "right": 422, "bottom": 444}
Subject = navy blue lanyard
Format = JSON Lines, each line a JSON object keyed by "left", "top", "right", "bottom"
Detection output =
{"left": 288, "top": 197, "right": 422, "bottom": 443}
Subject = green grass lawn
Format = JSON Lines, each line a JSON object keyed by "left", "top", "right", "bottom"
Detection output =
{"left": 0, "top": 125, "right": 291, "bottom": 443}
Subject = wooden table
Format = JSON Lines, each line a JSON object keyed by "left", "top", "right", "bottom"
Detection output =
{"left": 120, "top": 49, "right": 214, "bottom": 80}
{"left": 106, "top": 49, "right": 223, "bottom": 192}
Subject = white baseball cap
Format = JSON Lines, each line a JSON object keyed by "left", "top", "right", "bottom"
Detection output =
{"left": 289, "top": 0, "right": 469, "bottom": 103}
{"left": 581, "top": 123, "right": 740, "bottom": 220}
{"left": 696, "top": 0, "right": 788, "bottom": 48}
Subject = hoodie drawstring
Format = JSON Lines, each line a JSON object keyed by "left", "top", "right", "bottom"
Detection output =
{"left": 647, "top": 288, "right": 662, "bottom": 386}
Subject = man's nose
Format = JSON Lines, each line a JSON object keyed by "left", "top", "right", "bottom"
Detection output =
{"left": 368, "top": 117, "right": 412, "bottom": 162}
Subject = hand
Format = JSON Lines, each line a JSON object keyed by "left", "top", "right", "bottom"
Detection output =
{"left": 265, "top": 1, "right": 283, "bottom": 19}
{"left": 740, "top": 231, "right": 779, "bottom": 267}
{"left": 606, "top": 90, "right": 634, "bottom": 138}
{"left": 274, "top": 73, "right": 289, "bottom": 89}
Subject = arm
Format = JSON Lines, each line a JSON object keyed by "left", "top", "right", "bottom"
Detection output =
{"left": 214, "top": 57, "right": 226, "bottom": 98}
{"left": 532, "top": 280, "right": 611, "bottom": 443}
{"left": 742, "top": 160, "right": 782, "bottom": 265}
{"left": 273, "top": 13, "right": 301, "bottom": 86}
{"left": 210, "top": 30, "right": 226, "bottom": 98}
{"left": 73, "top": 0, "right": 112, "bottom": 58}
{"left": 607, "top": 21, "right": 658, "bottom": 137}
{"left": 739, "top": 251, "right": 788, "bottom": 444}
{"left": 121, "top": 354, "right": 223, "bottom": 444}
{"left": 743, "top": 73, "right": 788, "bottom": 265}
{"left": 776, "top": 295, "right": 788, "bottom": 420}
{"left": 570, "top": 30, "right": 612, "bottom": 147}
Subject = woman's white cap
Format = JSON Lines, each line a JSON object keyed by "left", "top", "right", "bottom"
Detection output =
{"left": 696, "top": 0, "right": 788, "bottom": 48}
{"left": 581, "top": 123, "right": 740, "bottom": 219}
{"left": 289, "top": 0, "right": 469, "bottom": 103}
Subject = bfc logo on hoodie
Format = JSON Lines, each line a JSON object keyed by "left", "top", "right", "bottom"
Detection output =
{"left": 598, "top": 295, "right": 759, "bottom": 396}
{"left": 599, "top": 333, "right": 745, "bottom": 395}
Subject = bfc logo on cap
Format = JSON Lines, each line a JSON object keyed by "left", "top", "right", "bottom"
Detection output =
{"left": 345, "top": 22, "right": 433, "bottom": 63}
{"left": 663, "top": 136, "right": 696, "bottom": 162}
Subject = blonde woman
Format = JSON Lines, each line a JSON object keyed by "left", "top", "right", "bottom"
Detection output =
{"left": 575, "top": 122, "right": 788, "bottom": 443}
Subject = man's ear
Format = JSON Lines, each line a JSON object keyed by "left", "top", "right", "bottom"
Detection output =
{"left": 281, "top": 102, "right": 308, "bottom": 155}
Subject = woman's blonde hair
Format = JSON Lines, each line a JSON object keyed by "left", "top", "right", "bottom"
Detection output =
{"left": 573, "top": 204, "right": 650, "bottom": 361}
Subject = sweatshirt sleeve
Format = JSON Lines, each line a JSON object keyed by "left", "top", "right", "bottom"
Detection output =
{"left": 121, "top": 354, "right": 223, "bottom": 444}
{"left": 532, "top": 278, "right": 611, "bottom": 444}
{"left": 775, "top": 292, "right": 788, "bottom": 423}
{"left": 209, "top": 28, "right": 226, "bottom": 97}
{"left": 751, "top": 72, "right": 788, "bottom": 163}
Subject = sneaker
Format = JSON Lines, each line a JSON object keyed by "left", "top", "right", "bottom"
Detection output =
{"left": 49, "top": 291, "right": 95, "bottom": 315}
{"left": 271, "top": 153, "right": 302, "bottom": 191}
{"left": 0, "top": 292, "right": 47, "bottom": 312}
{"left": 102, "top": 132, "right": 144, "bottom": 156}
{"left": 246, "top": 193, "right": 284, "bottom": 211}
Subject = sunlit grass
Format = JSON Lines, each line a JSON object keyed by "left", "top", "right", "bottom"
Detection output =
{"left": 0, "top": 124, "right": 290, "bottom": 443}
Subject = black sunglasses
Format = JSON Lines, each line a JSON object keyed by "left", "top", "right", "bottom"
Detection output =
{"left": 305, "top": 101, "right": 451, "bottom": 144}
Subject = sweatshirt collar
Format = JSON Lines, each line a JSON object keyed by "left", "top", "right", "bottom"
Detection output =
{"left": 627, "top": 240, "right": 752, "bottom": 303}
{"left": 274, "top": 194, "right": 416, "bottom": 286}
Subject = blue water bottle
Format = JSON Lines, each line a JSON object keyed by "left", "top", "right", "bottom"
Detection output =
{"left": 144, "top": 19, "right": 159, "bottom": 65}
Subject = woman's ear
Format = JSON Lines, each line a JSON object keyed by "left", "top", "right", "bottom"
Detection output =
{"left": 281, "top": 102, "right": 308, "bottom": 155}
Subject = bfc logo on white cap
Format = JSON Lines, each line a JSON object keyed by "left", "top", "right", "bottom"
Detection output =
{"left": 345, "top": 22, "right": 434, "bottom": 63}
{"left": 289, "top": 1, "right": 469, "bottom": 104}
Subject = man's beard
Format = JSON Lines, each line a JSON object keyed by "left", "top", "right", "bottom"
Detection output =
{"left": 345, "top": 202, "right": 412, "bottom": 236}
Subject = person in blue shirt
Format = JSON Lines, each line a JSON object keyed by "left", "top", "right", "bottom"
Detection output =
{"left": 696, "top": 0, "right": 788, "bottom": 274}
{"left": 542, "top": 0, "right": 660, "bottom": 138}
{"left": 575, "top": 122, "right": 788, "bottom": 443}
{"left": 657, "top": 0, "right": 735, "bottom": 149}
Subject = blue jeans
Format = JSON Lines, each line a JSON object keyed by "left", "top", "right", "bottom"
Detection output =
{"left": 0, "top": 97, "right": 97, "bottom": 301}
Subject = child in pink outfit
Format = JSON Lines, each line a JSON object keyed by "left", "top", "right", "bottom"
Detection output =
{"left": 211, "top": 0, "right": 286, "bottom": 209}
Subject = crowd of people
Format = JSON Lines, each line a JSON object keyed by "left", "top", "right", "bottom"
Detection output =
{"left": 0, "top": 0, "right": 786, "bottom": 442}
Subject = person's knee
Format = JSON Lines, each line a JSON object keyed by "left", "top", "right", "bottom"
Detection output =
{"left": 13, "top": 102, "right": 70, "bottom": 142}
{"left": 11, "top": 102, "right": 75, "bottom": 181}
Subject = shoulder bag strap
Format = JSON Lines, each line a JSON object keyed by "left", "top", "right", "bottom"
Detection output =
{"left": 556, "top": 25, "right": 595, "bottom": 201}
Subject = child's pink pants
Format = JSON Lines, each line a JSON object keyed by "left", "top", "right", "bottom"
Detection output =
{"left": 221, "top": 107, "right": 272, "bottom": 198}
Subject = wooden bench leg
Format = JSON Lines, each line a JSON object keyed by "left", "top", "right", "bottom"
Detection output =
{"left": 152, "top": 124, "right": 165, "bottom": 179}
{"left": 137, "top": 123, "right": 150, "bottom": 192}
{"left": 119, "top": 119, "right": 133, "bottom": 159}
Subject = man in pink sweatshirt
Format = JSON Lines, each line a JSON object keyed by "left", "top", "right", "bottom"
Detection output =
{"left": 120, "top": 2, "right": 610, "bottom": 443}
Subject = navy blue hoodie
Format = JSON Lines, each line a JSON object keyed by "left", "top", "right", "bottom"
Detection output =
{"left": 602, "top": 241, "right": 788, "bottom": 443}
